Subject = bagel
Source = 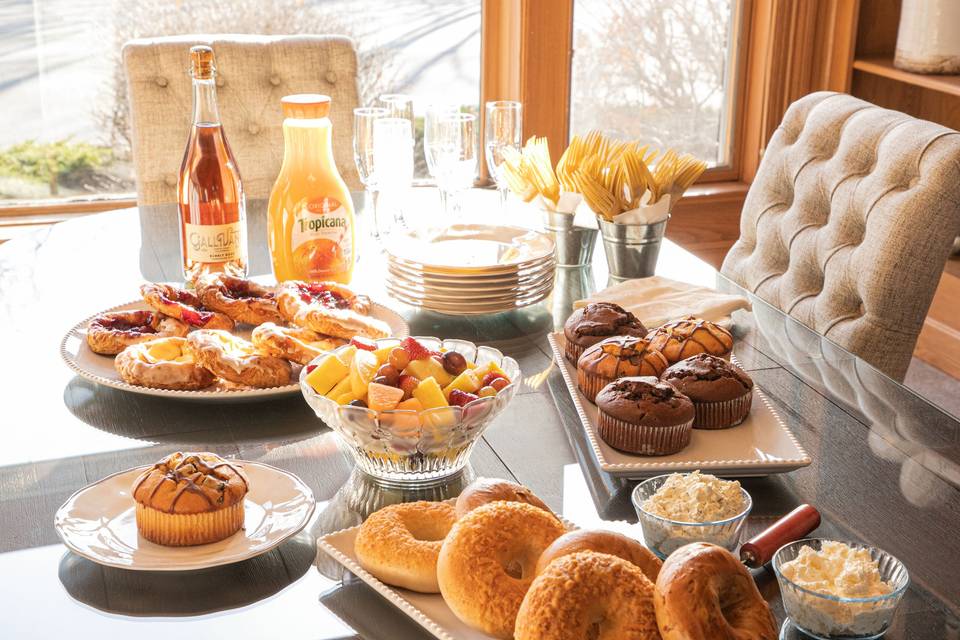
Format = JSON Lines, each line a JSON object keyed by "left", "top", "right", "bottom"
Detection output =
{"left": 115, "top": 337, "right": 215, "bottom": 390}
{"left": 86, "top": 309, "right": 188, "bottom": 355}
{"left": 186, "top": 329, "right": 292, "bottom": 388}
{"left": 275, "top": 280, "right": 389, "bottom": 340}
{"left": 354, "top": 501, "right": 456, "bottom": 593}
{"left": 454, "top": 478, "right": 553, "bottom": 519}
{"left": 654, "top": 542, "right": 777, "bottom": 640}
{"left": 141, "top": 283, "right": 234, "bottom": 330}
{"left": 250, "top": 322, "right": 346, "bottom": 365}
{"left": 438, "top": 501, "right": 566, "bottom": 639}
{"left": 535, "top": 529, "right": 662, "bottom": 581}
{"left": 195, "top": 273, "right": 282, "bottom": 326}
{"left": 515, "top": 551, "right": 661, "bottom": 640}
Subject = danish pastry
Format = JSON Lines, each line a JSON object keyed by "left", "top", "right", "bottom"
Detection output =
{"left": 86, "top": 309, "right": 188, "bottom": 355}
{"left": 250, "top": 322, "right": 346, "bottom": 365}
{"left": 275, "top": 281, "right": 389, "bottom": 340}
{"left": 140, "top": 283, "right": 235, "bottom": 331}
{"left": 195, "top": 273, "right": 282, "bottom": 326}
{"left": 187, "top": 329, "right": 292, "bottom": 388}
{"left": 115, "top": 337, "right": 216, "bottom": 390}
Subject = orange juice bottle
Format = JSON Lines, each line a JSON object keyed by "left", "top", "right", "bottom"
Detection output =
{"left": 268, "top": 94, "right": 355, "bottom": 283}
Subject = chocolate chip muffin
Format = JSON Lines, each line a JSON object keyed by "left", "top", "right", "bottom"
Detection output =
{"left": 563, "top": 303, "right": 647, "bottom": 364}
{"left": 661, "top": 354, "right": 753, "bottom": 429}
{"left": 595, "top": 377, "right": 695, "bottom": 455}
{"left": 646, "top": 316, "right": 733, "bottom": 364}
{"left": 577, "top": 336, "right": 669, "bottom": 403}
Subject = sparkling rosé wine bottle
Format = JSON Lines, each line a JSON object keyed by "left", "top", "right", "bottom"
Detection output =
{"left": 177, "top": 45, "right": 248, "bottom": 282}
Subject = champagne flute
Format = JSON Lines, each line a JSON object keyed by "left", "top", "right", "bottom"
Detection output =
{"left": 378, "top": 94, "right": 415, "bottom": 225}
{"left": 425, "top": 110, "right": 477, "bottom": 219}
{"left": 484, "top": 101, "right": 522, "bottom": 211}
{"left": 353, "top": 107, "right": 388, "bottom": 240}
{"left": 372, "top": 117, "right": 414, "bottom": 234}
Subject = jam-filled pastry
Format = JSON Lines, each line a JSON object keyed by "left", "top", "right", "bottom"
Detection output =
{"left": 186, "top": 329, "right": 292, "bottom": 388}
{"left": 132, "top": 451, "right": 248, "bottom": 546}
{"left": 275, "top": 281, "right": 390, "bottom": 340}
{"left": 86, "top": 309, "right": 189, "bottom": 355}
{"left": 194, "top": 273, "right": 282, "bottom": 326}
{"left": 251, "top": 322, "right": 347, "bottom": 365}
{"left": 115, "top": 337, "right": 216, "bottom": 390}
{"left": 140, "top": 283, "right": 235, "bottom": 331}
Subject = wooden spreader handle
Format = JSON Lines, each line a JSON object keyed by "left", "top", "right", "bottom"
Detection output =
{"left": 740, "top": 504, "right": 821, "bottom": 568}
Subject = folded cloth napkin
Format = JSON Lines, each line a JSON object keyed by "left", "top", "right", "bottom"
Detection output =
{"left": 573, "top": 276, "right": 751, "bottom": 329}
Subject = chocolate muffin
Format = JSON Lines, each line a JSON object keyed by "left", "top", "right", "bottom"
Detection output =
{"left": 563, "top": 303, "right": 647, "bottom": 364}
{"left": 661, "top": 354, "right": 753, "bottom": 429}
{"left": 595, "top": 376, "right": 695, "bottom": 455}
{"left": 577, "top": 336, "right": 668, "bottom": 403}
{"left": 646, "top": 316, "right": 733, "bottom": 364}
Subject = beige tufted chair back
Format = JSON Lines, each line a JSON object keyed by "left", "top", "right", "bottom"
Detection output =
{"left": 722, "top": 91, "right": 960, "bottom": 381}
{"left": 123, "top": 34, "right": 361, "bottom": 206}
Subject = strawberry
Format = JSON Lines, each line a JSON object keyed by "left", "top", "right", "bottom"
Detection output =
{"left": 400, "top": 337, "right": 431, "bottom": 361}
{"left": 305, "top": 364, "right": 318, "bottom": 374}
{"left": 448, "top": 389, "right": 479, "bottom": 407}
{"left": 350, "top": 337, "right": 377, "bottom": 351}
{"left": 480, "top": 372, "right": 508, "bottom": 387}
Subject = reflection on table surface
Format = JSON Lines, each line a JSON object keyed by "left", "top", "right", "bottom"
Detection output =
{"left": 0, "top": 188, "right": 957, "bottom": 638}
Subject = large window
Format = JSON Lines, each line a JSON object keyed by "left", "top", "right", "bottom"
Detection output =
{"left": 0, "top": 0, "right": 480, "bottom": 203}
{"left": 569, "top": 0, "right": 742, "bottom": 169}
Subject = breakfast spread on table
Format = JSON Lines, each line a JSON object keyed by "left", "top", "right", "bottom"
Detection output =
{"left": 81, "top": 277, "right": 391, "bottom": 391}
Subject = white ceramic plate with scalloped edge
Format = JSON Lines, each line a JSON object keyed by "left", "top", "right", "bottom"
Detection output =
{"left": 54, "top": 461, "right": 315, "bottom": 571}
{"left": 547, "top": 332, "right": 812, "bottom": 478}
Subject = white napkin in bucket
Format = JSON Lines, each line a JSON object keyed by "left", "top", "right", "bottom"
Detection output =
{"left": 573, "top": 276, "right": 751, "bottom": 329}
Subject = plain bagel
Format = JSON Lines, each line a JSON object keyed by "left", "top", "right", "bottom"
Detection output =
{"left": 354, "top": 501, "right": 457, "bottom": 593}
{"left": 438, "top": 501, "right": 565, "bottom": 639}
{"left": 515, "top": 551, "right": 662, "bottom": 640}
{"left": 535, "top": 529, "right": 662, "bottom": 581}
{"left": 454, "top": 477, "right": 553, "bottom": 519}
{"left": 654, "top": 542, "right": 777, "bottom": 640}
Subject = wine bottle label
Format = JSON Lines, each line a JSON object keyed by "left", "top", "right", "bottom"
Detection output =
{"left": 184, "top": 221, "right": 245, "bottom": 263}
{"left": 291, "top": 196, "right": 352, "bottom": 278}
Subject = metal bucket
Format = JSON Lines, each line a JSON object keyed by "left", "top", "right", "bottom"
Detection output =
{"left": 542, "top": 210, "right": 599, "bottom": 267}
{"left": 598, "top": 216, "right": 669, "bottom": 281}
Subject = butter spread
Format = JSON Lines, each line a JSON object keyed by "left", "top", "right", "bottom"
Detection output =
{"left": 642, "top": 471, "right": 746, "bottom": 522}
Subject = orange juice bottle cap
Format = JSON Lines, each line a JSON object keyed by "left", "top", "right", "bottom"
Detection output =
{"left": 281, "top": 94, "right": 331, "bottom": 119}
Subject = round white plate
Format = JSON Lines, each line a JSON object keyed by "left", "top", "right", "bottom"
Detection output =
{"left": 387, "top": 258, "right": 555, "bottom": 286}
{"left": 385, "top": 224, "right": 555, "bottom": 271}
{"left": 60, "top": 299, "right": 409, "bottom": 402}
{"left": 387, "top": 280, "right": 553, "bottom": 314}
{"left": 54, "top": 461, "right": 316, "bottom": 571}
{"left": 388, "top": 269, "right": 555, "bottom": 302}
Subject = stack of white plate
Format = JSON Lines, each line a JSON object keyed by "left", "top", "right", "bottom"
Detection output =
{"left": 385, "top": 224, "right": 556, "bottom": 315}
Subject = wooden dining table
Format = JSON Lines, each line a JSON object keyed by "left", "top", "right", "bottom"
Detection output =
{"left": 0, "top": 190, "right": 956, "bottom": 639}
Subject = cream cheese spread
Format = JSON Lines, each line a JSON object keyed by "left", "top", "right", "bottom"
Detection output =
{"left": 641, "top": 471, "right": 746, "bottom": 522}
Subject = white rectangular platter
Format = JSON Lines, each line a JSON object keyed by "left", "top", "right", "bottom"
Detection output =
{"left": 319, "top": 508, "right": 579, "bottom": 640}
{"left": 547, "top": 332, "right": 811, "bottom": 478}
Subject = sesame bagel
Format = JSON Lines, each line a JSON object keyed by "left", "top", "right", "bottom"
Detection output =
{"left": 535, "top": 529, "right": 662, "bottom": 582}
{"left": 454, "top": 477, "right": 553, "bottom": 519}
{"left": 438, "top": 501, "right": 566, "bottom": 639}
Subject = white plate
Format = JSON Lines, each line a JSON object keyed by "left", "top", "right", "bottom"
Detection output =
{"left": 318, "top": 502, "right": 578, "bottom": 640}
{"left": 60, "top": 299, "right": 409, "bottom": 402}
{"left": 385, "top": 224, "right": 555, "bottom": 272}
{"left": 54, "top": 461, "right": 316, "bottom": 571}
{"left": 387, "top": 280, "right": 553, "bottom": 315}
{"left": 387, "top": 256, "right": 555, "bottom": 285}
{"left": 388, "top": 271, "right": 555, "bottom": 302}
{"left": 547, "top": 332, "right": 812, "bottom": 478}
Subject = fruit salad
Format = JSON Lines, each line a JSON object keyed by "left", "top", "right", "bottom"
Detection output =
{"left": 304, "top": 337, "right": 514, "bottom": 415}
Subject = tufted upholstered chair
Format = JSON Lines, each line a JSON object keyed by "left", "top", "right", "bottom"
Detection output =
{"left": 722, "top": 92, "right": 960, "bottom": 381}
{"left": 123, "top": 34, "right": 361, "bottom": 206}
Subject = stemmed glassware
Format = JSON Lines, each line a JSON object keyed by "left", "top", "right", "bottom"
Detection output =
{"left": 372, "top": 117, "right": 414, "bottom": 234}
{"left": 424, "top": 107, "right": 478, "bottom": 219}
{"left": 484, "top": 100, "right": 522, "bottom": 211}
{"left": 353, "top": 106, "right": 388, "bottom": 240}
{"left": 377, "top": 94, "right": 415, "bottom": 227}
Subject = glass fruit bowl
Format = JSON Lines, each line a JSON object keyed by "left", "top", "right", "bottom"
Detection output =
{"left": 300, "top": 337, "right": 520, "bottom": 484}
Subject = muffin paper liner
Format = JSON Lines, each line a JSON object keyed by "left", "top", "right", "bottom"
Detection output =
{"left": 135, "top": 502, "right": 244, "bottom": 546}
{"left": 692, "top": 390, "right": 753, "bottom": 429}
{"left": 596, "top": 412, "right": 693, "bottom": 455}
{"left": 577, "top": 368, "right": 615, "bottom": 404}
{"left": 565, "top": 339, "right": 586, "bottom": 365}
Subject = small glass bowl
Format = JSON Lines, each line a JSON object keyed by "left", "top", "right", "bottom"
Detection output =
{"left": 300, "top": 337, "right": 520, "bottom": 485}
{"left": 630, "top": 473, "right": 752, "bottom": 559}
{"left": 773, "top": 539, "right": 909, "bottom": 640}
